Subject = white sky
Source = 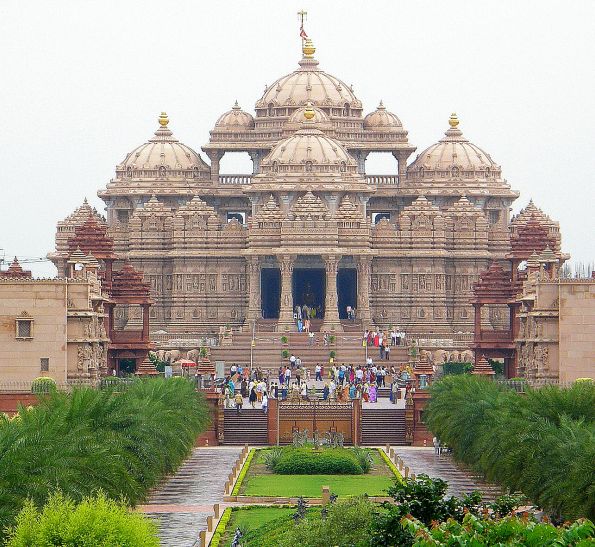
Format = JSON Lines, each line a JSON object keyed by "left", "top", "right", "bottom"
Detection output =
{"left": 1, "top": 0, "right": 593, "bottom": 277}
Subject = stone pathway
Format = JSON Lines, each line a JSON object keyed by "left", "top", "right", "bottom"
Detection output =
{"left": 141, "top": 447, "right": 242, "bottom": 547}
{"left": 394, "top": 447, "right": 502, "bottom": 501}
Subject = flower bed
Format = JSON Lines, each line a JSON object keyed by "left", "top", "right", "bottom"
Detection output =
{"left": 272, "top": 447, "right": 365, "bottom": 475}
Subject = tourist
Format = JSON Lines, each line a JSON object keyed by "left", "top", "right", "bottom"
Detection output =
{"left": 349, "top": 383, "right": 356, "bottom": 399}
{"left": 385, "top": 344, "right": 391, "bottom": 361}
{"left": 289, "top": 354, "right": 296, "bottom": 368}
{"left": 295, "top": 304, "right": 302, "bottom": 320}
{"left": 322, "top": 383, "right": 330, "bottom": 401}
{"left": 296, "top": 355, "right": 302, "bottom": 369}
{"left": 399, "top": 329, "right": 406, "bottom": 346}
{"left": 379, "top": 343, "right": 385, "bottom": 360}
{"left": 356, "top": 366, "right": 363, "bottom": 384}
{"left": 329, "top": 379, "right": 337, "bottom": 400}
{"left": 279, "top": 366, "right": 285, "bottom": 385}
{"left": 295, "top": 368, "right": 301, "bottom": 386}
{"left": 433, "top": 436, "right": 441, "bottom": 455}
{"left": 323, "top": 333, "right": 329, "bottom": 347}
{"left": 297, "top": 317, "right": 303, "bottom": 332}
{"left": 362, "top": 383, "right": 370, "bottom": 402}
{"left": 308, "top": 330, "right": 314, "bottom": 345}
{"left": 261, "top": 392, "right": 268, "bottom": 414}
{"left": 305, "top": 319, "right": 311, "bottom": 334}
{"left": 315, "top": 363, "right": 322, "bottom": 381}
{"left": 369, "top": 383, "right": 377, "bottom": 403}
{"left": 391, "top": 328, "right": 397, "bottom": 346}
{"left": 241, "top": 378, "right": 248, "bottom": 397}
{"left": 281, "top": 383, "right": 288, "bottom": 400}
{"left": 284, "top": 367, "right": 291, "bottom": 385}
{"left": 300, "top": 383, "right": 308, "bottom": 400}
{"left": 249, "top": 385, "right": 257, "bottom": 408}
{"left": 230, "top": 363, "right": 237, "bottom": 377}
{"left": 380, "top": 366, "right": 387, "bottom": 386}
{"left": 234, "top": 392, "right": 243, "bottom": 414}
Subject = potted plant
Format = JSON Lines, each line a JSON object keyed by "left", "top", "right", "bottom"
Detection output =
{"left": 282, "top": 349, "right": 290, "bottom": 359}
{"left": 329, "top": 350, "right": 336, "bottom": 359}
{"left": 328, "top": 334, "right": 336, "bottom": 345}
{"left": 281, "top": 335, "right": 288, "bottom": 345}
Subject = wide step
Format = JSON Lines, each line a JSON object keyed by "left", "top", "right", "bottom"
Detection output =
{"left": 361, "top": 408, "right": 407, "bottom": 446}
{"left": 223, "top": 408, "right": 268, "bottom": 445}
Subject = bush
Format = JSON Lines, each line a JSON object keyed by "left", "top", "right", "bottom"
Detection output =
{"left": 282, "top": 349, "right": 290, "bottom": 359}
{"left": 5, "top": 491, "right": 159, "bottom": 546}
{"left": 281, "top": 335, "right": 288, "bottom": 344}
{"left": 0, "top": 378, "right": 209, "bottom": 540}
{"left": 442, "top": 362, "right": 473, "bottom": 375}
{"left": 350, "top": 447, "right": 373, "bottom": 473}
{"left": 424, "top": 375, "right": 595, "bottom": 520}
{"left": 329, "top": 350, "right": 336, "bottom": 359}
{"left": 273, "top": 448, "right": 363, "bottom": 475}
{"left": 30, "top": 377, "right": 56, "bottom": 394}
{"left": 263, "top": 448, "right": 284, "bottom": 471}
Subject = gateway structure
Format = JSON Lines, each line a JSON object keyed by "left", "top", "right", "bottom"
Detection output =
{"left": 51, "top": 37, "right": 563, "bottom": 335}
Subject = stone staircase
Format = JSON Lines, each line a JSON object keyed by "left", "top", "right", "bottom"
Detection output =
{"left": 361, "top": 407, "right": 407, "bottom": 446}
{"left": 211, "top": 331, "right": 409, "bottom": 373}
{"left": 223, "top": 408, "right": 269, "bottom": 445}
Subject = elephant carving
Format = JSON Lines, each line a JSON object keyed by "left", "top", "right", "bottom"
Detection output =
{"left": 461, "top": 350, "right": 474, "bottom": 363}
{"left": 156, "top": 350, "right": 167, "bottom": 361}
{"left": 187, "top": 349, "right": 200, "bottom": 362}
{"left": 433, "top": 350, "right": 449, "bottom": 364}
{"left": 449, "top": 350, "right": 461, "bottom": 362}
{"left": 420, "top": 350, "right": 434, "bottom": 364}
{"left": 164, "top": 349, "right": 181, "bottom": 363}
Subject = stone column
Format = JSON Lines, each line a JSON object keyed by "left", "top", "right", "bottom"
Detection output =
{"left": 392, "top": 151, "right": 408, "bottom": 183}
{"left": 356, "top": 256, "right": 372, "bottom": 327}
{"left": 206, "top": 150, "right": 223, "bottom": 183}
{"left": 277, "top": 255, "right": 295, "bottom": 331}
{"left": 321, "top": 255, "right": 342, "bottom": 332}
{"left": 249, "top": 150, "right": 262, "bottom": 174}
{"left": 247, "top": 256, "right": 261, "bottom": 321}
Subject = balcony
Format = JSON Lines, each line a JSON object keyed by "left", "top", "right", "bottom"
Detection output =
{"left": 478, "top": 330, "right": 513, "bottom": 342}
{"left": 365, "top": 175, "right": 399, "bottom": 185}
{"left": 218, "top": 175, "right": 252, "bottom": 185}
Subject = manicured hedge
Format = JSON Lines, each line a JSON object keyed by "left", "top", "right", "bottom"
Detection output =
{"left": 425, "top": 376, "right": 595, "bottom": 520}
{"left": 273, "top": 448, "right": 364, "bottom": 475}
{"left": 0, "top": 378, "right": 209, "bottom": 540}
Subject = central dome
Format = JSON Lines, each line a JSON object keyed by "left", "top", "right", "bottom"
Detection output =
{"left": 260, "top": 126, "right": 357, "bottom": 174}
{"left": 255, "top": 40, "right": 362, "bottom": 115}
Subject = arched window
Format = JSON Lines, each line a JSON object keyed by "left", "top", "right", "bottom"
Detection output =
{"left": 193, "top": 167, "right": 199, "bottom": 179}
{"left": 305, "top": 161, "right": 313, "bottom": 172}
{"left": 272, "top": 161, "right": 279, "bottom": 173}
{"left": 451, "top": 166, "right": 460, "bottom": 178}
{"left": 340, "top": 161, "right": 346, "bottom": 173}
{"left": 343, "top": 103, "right": 350, "bottom": 117}
{"left": 126, "top": 166, "right": 132, "bottom": 178}
{"left": 158, "top": 166, "right": 166, "bottom": 178}
{"left": 485, "top": 167, "right": 491, "bottom": 178}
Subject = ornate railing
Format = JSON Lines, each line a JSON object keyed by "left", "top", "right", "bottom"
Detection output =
{"left": 218, "top": 174, "right": 252, "bottom": 184}
{"left": 478, "top": 330, "right": 512, "bottom": 342}
{"left": 365, "top": 174, "right": 399, "bottom": 185}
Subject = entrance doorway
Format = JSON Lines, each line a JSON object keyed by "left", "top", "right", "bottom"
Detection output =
{"left": 293, "top": 268, "right": 325, "bottom": 318}
{"left": 118, "top": 358, "right": 137, "bottom": 376}
{"left": 338, "top": 269, "right": 357, "bottom": 319}
{"left": 261, "top": 268, "right": 280, "bottom": 318}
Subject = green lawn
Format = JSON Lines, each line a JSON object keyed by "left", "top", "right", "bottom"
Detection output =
{"left": 241, "top": 473, "right": 394, "bottom": 497}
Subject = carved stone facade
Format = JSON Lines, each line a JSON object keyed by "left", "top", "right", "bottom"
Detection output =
{"left": 51, "top": 36, "right": 565, "bottom": 335}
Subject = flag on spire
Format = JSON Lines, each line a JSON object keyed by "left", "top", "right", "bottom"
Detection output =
{"left": 298, "top": 9, "right": 308, "bottom": 39}
{"left": 300, "top": 26, "right": 308, "bottom": 39}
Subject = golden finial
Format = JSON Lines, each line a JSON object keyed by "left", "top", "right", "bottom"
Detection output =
{"left": 304, "top": 102, "right": 315, "bottom": 120}
{"left": 303, "top": 37, "right": 316, "bottom": 58}
{"left": 449, "top": 112, "right": 459, "bottom": 128}
{"left": 158, "top": 112, "right": 169, "bottom": 127}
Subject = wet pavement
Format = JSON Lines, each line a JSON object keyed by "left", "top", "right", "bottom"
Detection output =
{"left": 393, "top": 447, "right": 502, "bottom": 501}
{"left": 141, "top": 447, "right": 242, "bottom": 547}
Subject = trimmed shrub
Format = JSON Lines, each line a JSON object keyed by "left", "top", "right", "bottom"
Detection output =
{"left": 5, "top": 491, "right": 159, "bottom": 546}
{"left": 282, "top": 349, "right": 290, "bottom": 359}
{"left": 263, "top": 447, "right": 284, "bottom": 471}
{"left": 442, "top": 362, "right": 472, "bottom": 375}
{"left": 30, "top": 377, "right": 56, "bottom": 394}
{"left": 273, "top": 448, "right": 363, "bottom": 475}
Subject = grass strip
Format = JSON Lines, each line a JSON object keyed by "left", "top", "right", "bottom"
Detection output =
{"left": 377, "top": 448, "right": 403, "bottom": 481}
{"left": 210, "top": 506, "right": 232, "bottom": 547}
{"left": 231, "top": 448, "right": 255, "bottom": 496}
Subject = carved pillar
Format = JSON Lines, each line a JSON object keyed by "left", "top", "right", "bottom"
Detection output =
{"left": 142, "top": 303, "right": 150, "bottom": 340}
{"left": 321, "top": 255, "right": 343, "bottom": 332}
{"left": 206, "top": 150, "right": 223, "bottom": 182}
{"left": 249, "top": 150, "right": 263, "bottom": 174}
{"left": 277, "top": 255, "right": 295, "bottom": 331}
{"left": 247, "top": 256, "right": 261, "bottom": 321}
{"left": 473, "top": 303, "right": 482, "bottom": 342}
{"left": 356, "top": 256, "right": 372, "bottom": 327}
{"left": 392, "top": 151, "right": 409, "bottom": 182}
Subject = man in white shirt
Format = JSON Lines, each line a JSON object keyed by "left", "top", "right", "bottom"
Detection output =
{"left": 289, "top": 354, "right": 296, "bottom": 368}
{"left": 284, "top": 367, "right": 291, "bottom": 385}
{"left": 315, "top": 364, "right": 322, "bottom": 381}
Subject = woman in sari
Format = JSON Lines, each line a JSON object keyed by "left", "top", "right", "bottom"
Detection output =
{"left": 362, "top": 383, "right": 370, "bottom": 402}
{"left": 369, "top": 383, "right": 377, "bottom": 403}
{"left": 349, "top": 383, "right": 356, "bottom": 399}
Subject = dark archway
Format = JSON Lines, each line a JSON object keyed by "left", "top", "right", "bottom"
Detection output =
{"left": 118, "top": 358, "right": 137, "bottom": 376}
{"left": 338, "top": 268, "right": 357, "bottom": 319}
{"left": 261, "top": 268, "right": 280, "bottom": 318}
{"left": 293, "top": 269, "right": 325, "bottom": 317}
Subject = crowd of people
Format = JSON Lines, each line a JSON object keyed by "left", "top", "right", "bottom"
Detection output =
{"left": 221, "top": 355, "right": 416, "bottom": 414}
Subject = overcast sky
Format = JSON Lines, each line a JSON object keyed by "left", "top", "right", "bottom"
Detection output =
{"left": 1, "top": 0, "right": 593, "bottom": 277}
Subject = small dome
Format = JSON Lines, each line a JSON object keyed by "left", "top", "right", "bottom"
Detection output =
{"left": 255, "top": 39, "right": 362, "bottom": 114}
{"left": 407, "top": 114, "right": 501, "bottom": 181}
{"left": 116, "top": 113, "right": 209, "bottom": 180}
{"left": 214, "top": 101, "right": 255, "bottom": 131}
{"left": 288, "top": 104, "right": 329, "bottom": 124}
{"left": 261, "top": 126, "right": 357, "bottom": 175}
{"left": 363, "top": 101, "right": 403, "bottom": 131}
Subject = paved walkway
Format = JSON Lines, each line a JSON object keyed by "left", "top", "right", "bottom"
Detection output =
{"left": 141, "top": 447, "right": 242, "bottom": 547}
{"left": 394, "top": 447, "right": 502, "bottom": 501}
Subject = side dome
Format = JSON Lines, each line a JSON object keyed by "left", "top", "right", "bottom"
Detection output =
{"left": 364, "top": 101, "right": 403, "bottom": 131}
{"left": 260, "top": 126, "right": 357, "bottom": 175}
{"left": 213, "top": 101, "right": 255, "bottom": 131}
{"left": 116, "top": 113, "right": 210, "bottom": 181}
{"left": 255, "top": 39, "right": 362, "bottom": 116}
{"left": 407, "top": 114, "right": 501, "bottom": 181}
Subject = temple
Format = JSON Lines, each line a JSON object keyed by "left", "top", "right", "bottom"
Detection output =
{"left": 50, "top": 36, "right": 566, "bottom": 338}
